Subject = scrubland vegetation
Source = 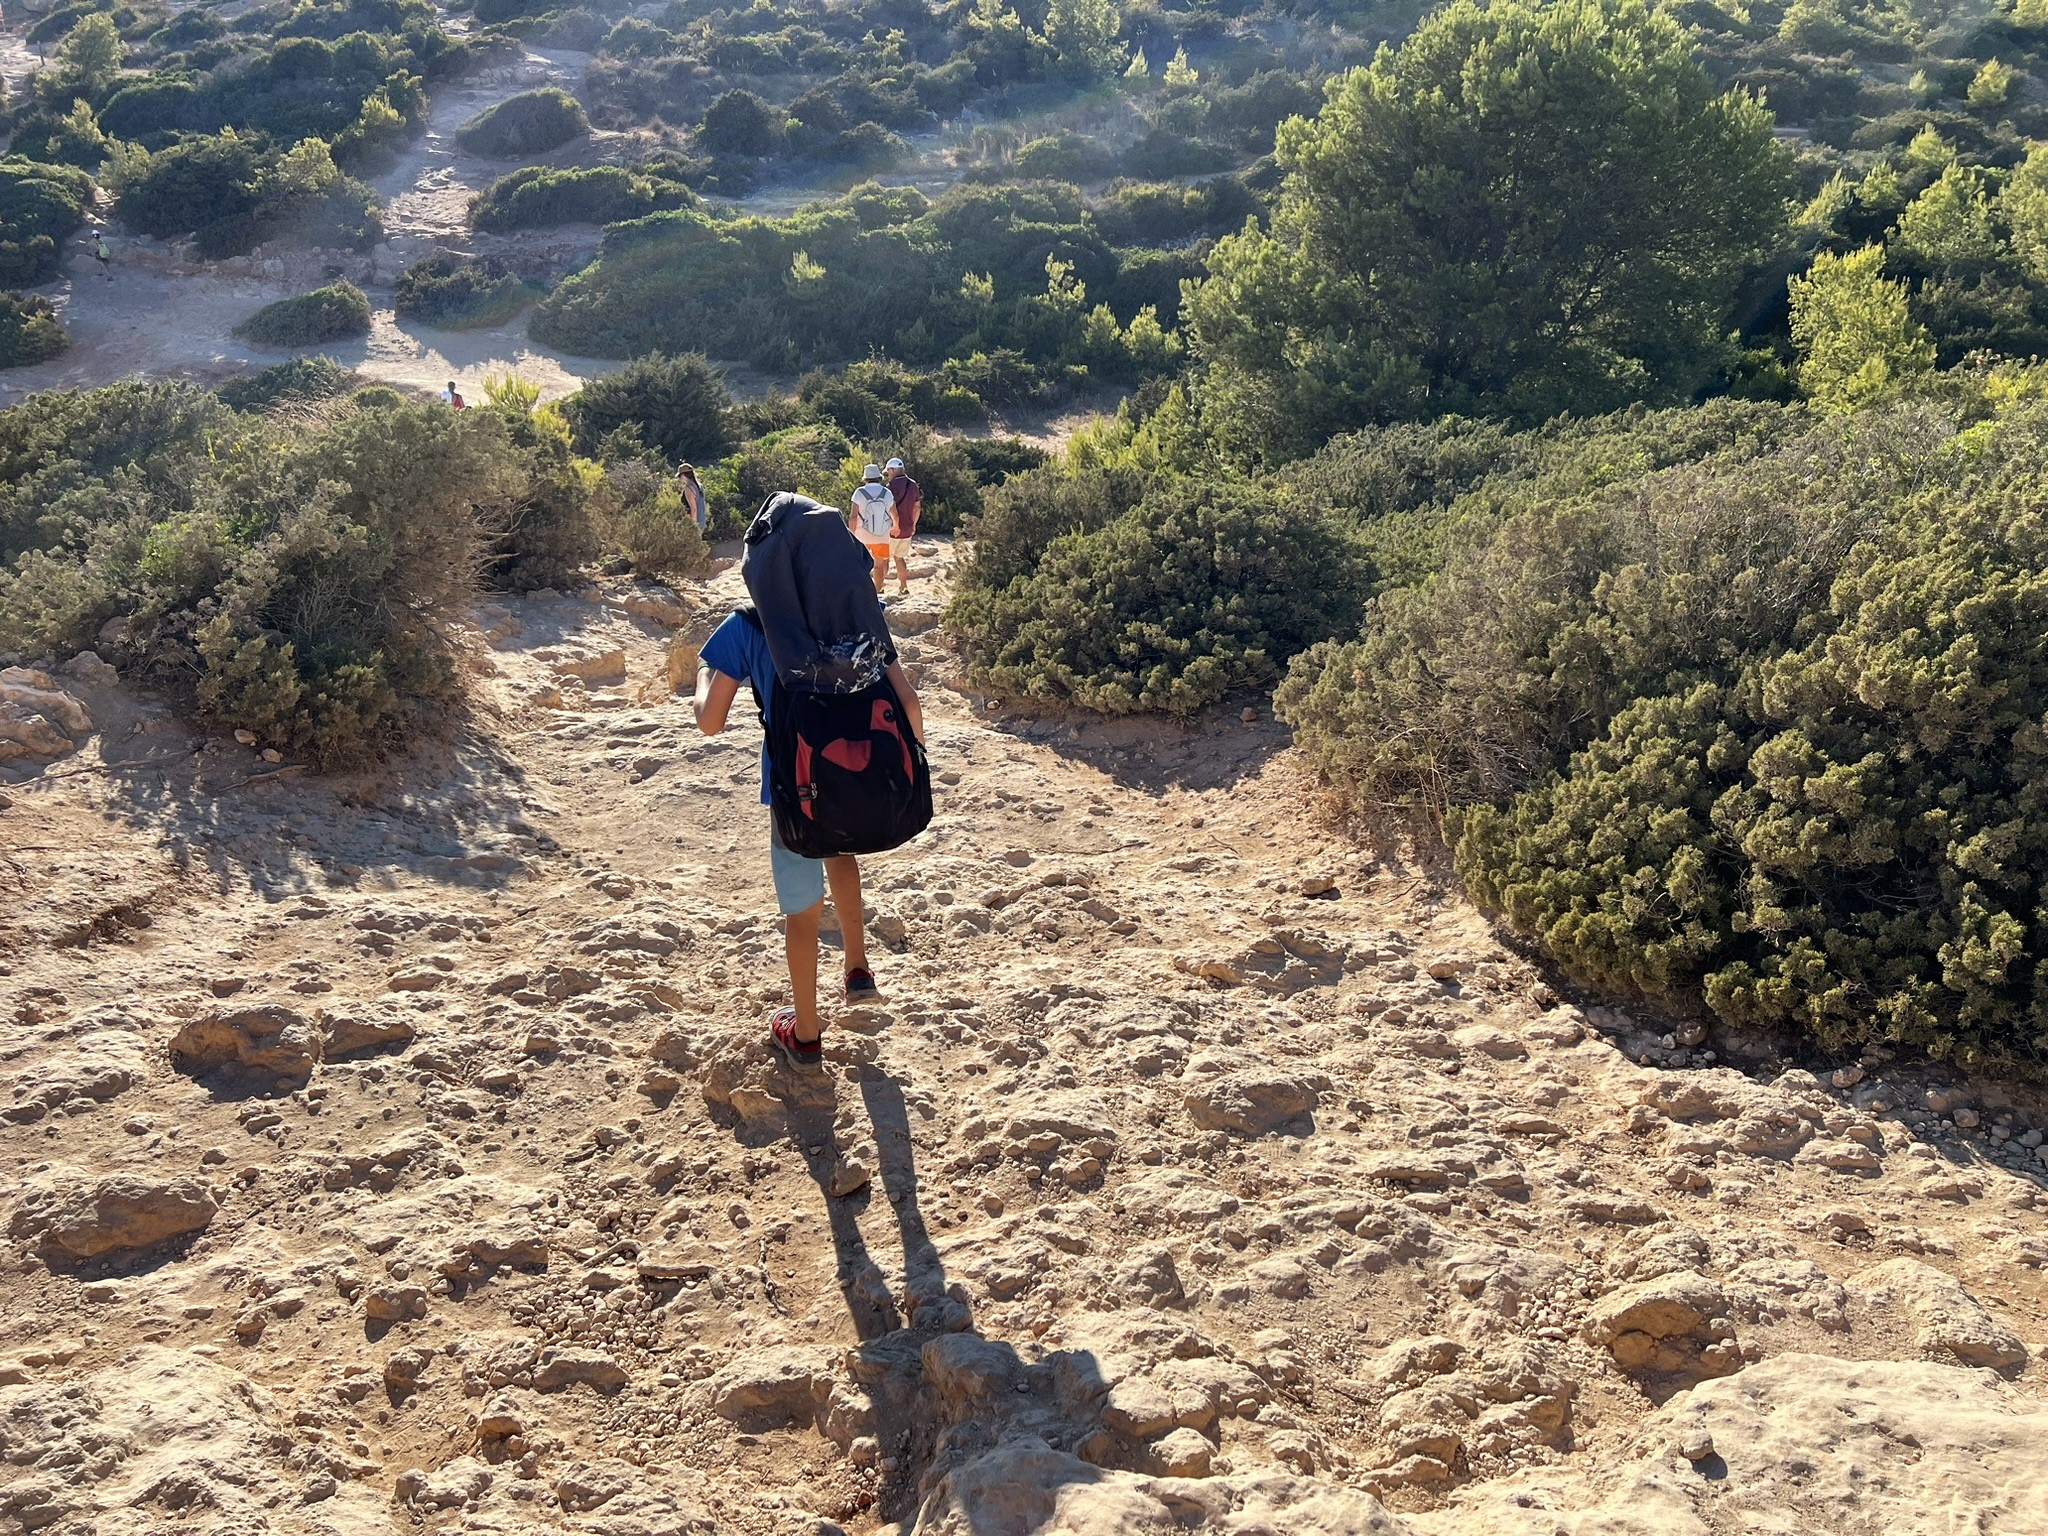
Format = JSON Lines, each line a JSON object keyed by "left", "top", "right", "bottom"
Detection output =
{"left": 6, "top": 0, "right": 2048, "bottom": 1068}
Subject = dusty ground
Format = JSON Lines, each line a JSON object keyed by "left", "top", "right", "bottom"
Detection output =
{"left": 2, "top": 541, "right": 2046, "bottom": 1535}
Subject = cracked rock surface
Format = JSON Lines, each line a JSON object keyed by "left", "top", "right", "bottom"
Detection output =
{"left": 1, "top": 543, "right": 2044, "bottom": 1534}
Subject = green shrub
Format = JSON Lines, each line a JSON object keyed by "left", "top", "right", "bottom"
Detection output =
{"left": 9, "top": 103, "right": 111, "bottom": 170}
{"left": 0, "top": 293, "right": 67, "bottom": 367}
{"left": 698, "top": 88, "right": 783, "bottom": 156}
{"left": 235, "top": 281, "right": 373, "bottom": 347}
{"left": 598, "top": 470, "right": 709, "bottom": 578}
{"left": 393, "top": 254, "right": 529, "bottom": 328}
{"left": 114, "top": 135, "right": 383, "bottom": 257}
{"left": 468, "top": 162, "right": 690, "bottom": 232}
{"left": 216, "top": 355, "right": 359, "bottom": 411}
{"left": 955, "top": 465, "right": 1144, "bottom": 596}
{"left": 455, "top": 87, "right": 588, "bottom": 157}
{"left": 0, "top": 389, "right": 535, "bottom": 768}
{"left": 954, "top": 482, "right": 1367, "bottom": 715}
{"left": 0, "top": 158, "right": 94, "bottom": 287}
{"left": 562, "top": 352, "right": 732, "bottom": 464}
{"left": 1442, "top": 405, "right": 2048, "bottom": 1073}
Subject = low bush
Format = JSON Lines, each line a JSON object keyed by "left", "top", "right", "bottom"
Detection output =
{"left": 235, "top": 281, "right": 372, "bottom": 346}
{"left": 216, "top": 354, "right": 359, "bottom": 411}
{"left": 468, "top": 162, "right": 690, "bottom": 232}
{"left": 0, "top": 386, "right": 538, "bottom": 767}
{"left": 953, "top": 482, "right": 1367, "bottom": 715}
{"left": 113, "top": 134, "right": 383, "bottom": 258}
{"left": 9, "top": 103, "right": 111, "bottom": 170}
{"left": 0, "top": 158, "right": 95, "bottom": 287}
{"left": 1276, "top": 397, "right": 2048, "bottom": 1071}
{"left": 561, "top": 351, "right": 733, "bottom": 464}
{"left": 0, "top": 292, "right": 67, "bottom": 367}
{"left": 954, "top": 465, "right": 1144, "bottom": 595}
{"left": 393, "top": 254, "right": 529, "bottom": 328}
{"left": 455, "top": 87, "right": 587, "bottom": 158}
{"left": 597, "top": 470, "right": 709, "bottom": 577}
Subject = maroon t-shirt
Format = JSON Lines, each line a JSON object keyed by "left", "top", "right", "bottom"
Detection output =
{"left": 886, "top": 474, "right": 921, "bottom": 538}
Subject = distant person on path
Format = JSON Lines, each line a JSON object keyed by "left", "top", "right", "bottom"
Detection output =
{"left": 440, "top": 380, "right": 466, "bottom": 409}
{"left": 848, "top": 464, "right": 895, "bottom": 596}
{"left": 92, "top": 235, "right": 110, "bottom": 281}
{"left": 676, "top": 462, "right": 707, "bottom": 533}
{"left": 691, "top": 496, "right": 928, "bottom": 1069}
{"left": 884, "top": 456, "right": 919, "bottom": 596}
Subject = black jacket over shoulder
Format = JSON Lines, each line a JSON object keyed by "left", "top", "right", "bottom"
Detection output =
{"left": 739, "top": 492, "right": 896, "bottom": 693}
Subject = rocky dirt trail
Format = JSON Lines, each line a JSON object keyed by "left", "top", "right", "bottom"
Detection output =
{"left": 0, "top": 24, "right": 625, "bottom": 407}
{"left": 3, "top": 542, "right": 2047, "bottom": 1535}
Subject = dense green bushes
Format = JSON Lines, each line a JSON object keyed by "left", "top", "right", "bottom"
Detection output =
{"left": 235, "top": 281, "right": 372, "bottom": 346}
{"left": 0, "top": 385, "right": 545, "bottom": 766}
{"left": 0, "top": 293, "right": 68, "bottom": 367}
{"left": 529, "top": 180, "right": 1187, "bottom": 386}
{"left": 110, "top": 134, "right": 381, "bottom": 257}
{"left": 216, "top": 355, "right": 360, "bottom": 411}
{"left": 1273, "top": 397, "right": 2048, "bottom": 1071}
{"left": 953, "top": 482, "right": 1366, "bottom": 715}
{"left": 0, "top": 159, "right": 94, "bottom": 286}
{"left": 393, "top": 254, "right": 529, "bottom": 328}
{"left": 560, "top": 352, "right": 733, "bottom": 464}
{"left": 455, "top": 87, "right": 587, "bottom": 157}
{"left": 468, "top": 162, "right": 691, "bottom": 232}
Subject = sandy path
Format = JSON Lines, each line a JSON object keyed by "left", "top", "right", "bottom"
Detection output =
{"left": 1, "top": 542, "right": 2044, "bottom": 1535}
{"left": 0, "top": 27, "right": 628, "bottom": 405}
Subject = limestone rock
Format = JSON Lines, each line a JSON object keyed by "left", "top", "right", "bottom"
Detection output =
{"left": 0, "top": 666, "right": 91, "bottom": 761}
{"left": 10, "top": 1169, "right": 217, "bottom": 1259}
{"left": 1847, "top": 1258, "right": 2028, "bottom": 1369}
{"left": 1583, "top": 1271, "right": 1724, "bottom": 1350}
{"left": 2, "top": 1032, "right": 145, "bottom": 1123}
{"left": 319, "top": 1002, "right": 419, "bottom": 1059}
{"left": 170, "top": 1004, "right": 321, "bottom": 1080}
{"left": 1413, "top": 1354, "right": 2048, "bottom": 1536}
{"left": 1185, "top": 1071, "right": 1319, "bottom": 1136}
{"left": 707, "top": 1346, "right": 829, "bottom": 1426}
{"left": 913, "top": 1439, "right": 1411, "bottom": 1535}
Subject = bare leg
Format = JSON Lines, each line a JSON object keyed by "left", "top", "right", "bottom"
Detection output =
{"left": 893, "top": 554, "right": 910, "bottom": 593}
{"left": 826, "top": 856, "right": 867, "bottom": 976}
{"left": 785, "top": 901, "right": 823, "bottom": 1042}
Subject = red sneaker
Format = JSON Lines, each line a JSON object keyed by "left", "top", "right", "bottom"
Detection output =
{"left": 769, "top": 1007, "right": 823, "bottom": 1070}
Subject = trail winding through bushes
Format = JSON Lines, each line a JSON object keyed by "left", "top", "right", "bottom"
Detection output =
{"left": 1, "top": 542, "right": 2045, "bottom": 1534}
{"left": 0, "top": 24, "right": 621, "bottom": 405}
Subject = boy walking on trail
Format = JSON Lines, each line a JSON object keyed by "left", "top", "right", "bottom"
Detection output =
{"left": 692, "top": 589, "right": 926, "bottom": 1070}
{"left": 93, "top": 235, "right": 111, "bottom": 280}
{"left": 884, "top": 456, "right": 919, "bottom": 596}
{"left": 849, "top": 464, "right": 896, "bottom": 596}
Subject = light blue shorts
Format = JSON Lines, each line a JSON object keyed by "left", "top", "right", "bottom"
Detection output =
{"left": 769, "top": 822, "right": 825, "bottom": 916}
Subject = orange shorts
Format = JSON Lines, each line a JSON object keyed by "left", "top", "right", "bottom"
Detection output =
{"left": 863, "top": 541, "right": 891, "bottom": 564}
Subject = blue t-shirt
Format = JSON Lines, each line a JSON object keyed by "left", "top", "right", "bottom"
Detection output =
{"left": 699, "top": 610, "right": 778, "bottom": 805}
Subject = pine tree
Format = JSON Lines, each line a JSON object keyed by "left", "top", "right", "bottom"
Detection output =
{"left": 1788, "top": 245, "right": 1934, "bottom": 413}
{"left": 1163, "top": 45, "right": 1197, "bottom": 85}
{"left": 1044, "top": 0, "right": 1123, "bottom": 79}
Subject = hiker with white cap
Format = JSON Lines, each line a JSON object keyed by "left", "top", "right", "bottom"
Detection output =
{"left": 884, "top": 456, "right": 920, "bottom": 596}
{"left": 848, "top": 463, "right": 896, "bottom": 596}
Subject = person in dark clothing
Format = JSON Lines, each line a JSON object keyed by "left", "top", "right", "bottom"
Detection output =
{"left": 688, "top": 491, "right": 922, "bottom": 1066}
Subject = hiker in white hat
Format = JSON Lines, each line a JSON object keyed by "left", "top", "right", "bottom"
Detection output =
{"left": 848, "top": 463, "right": 896, "bottom": 596}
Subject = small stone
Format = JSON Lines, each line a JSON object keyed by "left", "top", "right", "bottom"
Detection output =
{"left": 1953, "top": 1108, "right": 1981, "bottom": 1130}
{"left": 1240, "top": 707, "right": 1258, "bottom": 723}
{"left": 1678, "top": 1428, "right": 1715, "bottom": 1462}
{"left": 234, "top": 729, "right": 257, "bottom": 746}
{"left": 1154, "top": 1426, "right": 1215, "bottom": 1477}
{"left": 260, "top": 748, "right": 282, "bottom": 764}
{"left": 1832, "top": 1065, "right": 1865, "bottom": 1088}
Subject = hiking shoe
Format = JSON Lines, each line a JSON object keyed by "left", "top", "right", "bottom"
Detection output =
{"left": 769, "top": 1007, "right": 823, "bottom": 1071}
{"left": 845, "top": 967, "right": 882, "bottom": 1005}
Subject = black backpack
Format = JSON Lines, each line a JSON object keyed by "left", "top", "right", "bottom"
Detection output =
{"left": 740, "top": 609, "right": 933, "bottom": 858}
